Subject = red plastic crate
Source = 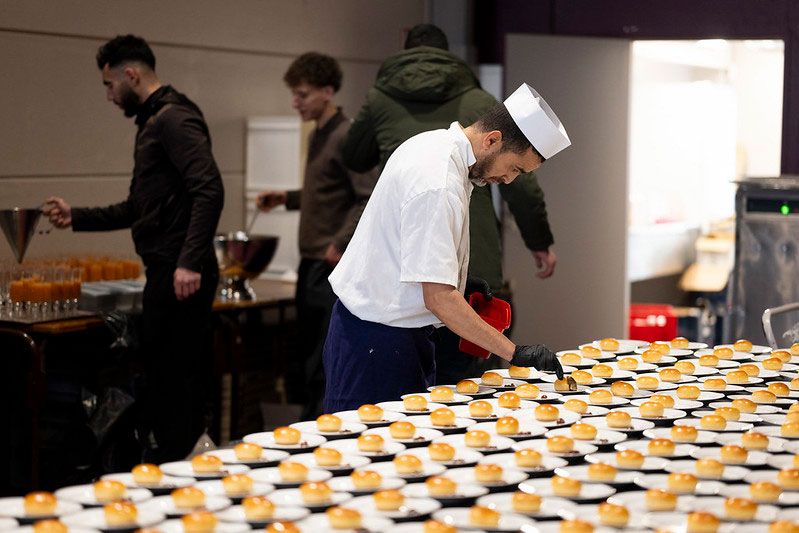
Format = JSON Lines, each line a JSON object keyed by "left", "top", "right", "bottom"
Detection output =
{"left": 460, "top": 293, "right": 512, "bottom": 359}
{"left": 629, "top": 304, "right": 677, "bottom": 343}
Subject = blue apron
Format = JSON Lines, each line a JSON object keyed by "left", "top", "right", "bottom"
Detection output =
{"left": 322, "top": 300, "right": 437, "bottom": 413}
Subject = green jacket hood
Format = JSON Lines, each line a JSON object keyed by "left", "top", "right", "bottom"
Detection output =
{"left": 374, "top": 46, "right": 481, "bottom": 103}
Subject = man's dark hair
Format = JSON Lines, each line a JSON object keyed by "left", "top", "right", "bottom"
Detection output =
{"left": 404, "top": 24, "right": 449, "bottom": 50}
{"left": 96, "top": 34, "right": 156, "bottom": 70}
{"left": 475, "top": 102, "right": 545, "bottom": 161}
{"left": 283, "top": 52, "right": 342, "bottom": 92}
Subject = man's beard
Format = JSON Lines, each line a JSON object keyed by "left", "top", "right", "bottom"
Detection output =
{"left": 119, "top": 85, "right": 141, "bottom": 117}
{"left": 468, "top": 152, "right": 496, "bottom": 187}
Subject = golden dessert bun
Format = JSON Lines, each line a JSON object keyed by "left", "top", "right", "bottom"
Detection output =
{"left": 561, "top": 352, "right": 582, "bottom": 365}
{"left": 686, "top": 511, "right": 720, "bottom": 533}
{"left": 422, "top": 519, "right": 456, "bottom": 533}
{"left": 700, "top": 414, "right": 727, "bottom": 430}
{"left": 514, "top": 448, "right": 542, "bottom": 467}
{"left": 616, "top": 449, "right": 645, "bottom": 468}
{"left": 357, "top": 404, "right": 384, "bottom": 422}
{"left": 551, "top": 475, "right": 582, "bottom": 497}
{"left": 325, "top": 506, "right": 361, "bottom": 529}
{"left": 181, "top": 511, "right": 218, "bottom": 533}
{"left": 769, "top": 382, "right": 791, "bottom": 397}
{"left": 676, "top": 361, "right": 696, "bottom": 375}
{"left": 720, "top": 444, "right": 748, "bottom": 464}
{"left": 715, "top": 406, "right": 740, "bottom": 421}
{"left": 511, "top": 491, "right": 541, "bottom": 513}
{"left": 221, "top": 474, "right": 254, "bottom": 494}
{"left": 591, "top": 364, "right": 613, "bottom": 377}
{"left": 570, "top": 423, "right": 597, "bottom": 440}
{"left": 645, "top": 488, "right": 677, "bottom": 511}
{"left": 93, "top": 480, "right": 126, "bottom": 503}
{"left": 671, "top": 425, "right": 698, "bottom": 442}
{"left": 659, "top": 368, "right": 681, "bottom": 382}
{"left": 763, "top": 357, "right": 784, "bottom": 370}
{"left": 791, "top": 378, "right": 799, "bottom": 390}
{"left": 554, "top": 378, "right": 573, "bottom": 391}
{"left": 131, "top": 463, "right": 163, "bottom": 485}
{"left": 497, "top": 392, "right": 521, "bottom": 409}
{"left": 428, "top": 442, "right": 456, "bottom": 461}
{"left": 242, "top": 496, "right": 275, "bottom": 520}
{"left": 597, "top": 502, "right": 629, "bottom": 527}
{"left": 699, "top": 355, "right": 720, "bottom": 367}
{"left": 515, "top": 383, "right": 540, "bottom": 398}
{"left": 792, "top": 343, "right": 799, "bottom": 356}
{"left": 589, "top": 389, "right": 613, "bottom": 404}
{"left": 600, "top": 338, "right": 620, "bottom": 351}
{"left": 430, "top": 407, "right": 456, "bottom": 427}
{"left": 313, "top": 447, "right": 343, "bottom": 467}
{"left": 733, "top": 339, "right": 753, "bottom": 352}
{"left": 430, "top": 386, "right": 454, "bottom": 402}
{"left": 191, "top": 453, "right": 222, "bottom": 473}
{"left": 468, "top": 400, "right": 493, "bottom": 418}
{"left": 373, "top": 489, "right": 404, "bottom": 511}
{"left": 788, "top": 412, "right": 799, "bottom": 424}
{"left": 581, "top": 345, "right": 602, "bottom": 357}
{"left": 299, "top": 481, "right": 332, "bottom": 504}
{"left": 671, "top": 337, "right": 690, "bottom": 349}
{"left": 769, "top": 521, "right": 799, "bottom": 533}
{"left": 316, "top": 414, "right": 342, "bottom": 432}
{"left": 651, "top": 394, "right": 676, "bottom": 408}
{"left": 234, "top": 442, "right": 263, "bottom": 460}
{"left": 547, "top": 436, "right": 574, "bottom": 453}
{"left": 464, "top": 430, "right": 491, "bottom": 448}
{"left": 726, "top": 370, "right": 749, "bottom": 384}
{"left": 535, "top": 404, "right": 560, "bottom": 422}
{"left": 171, "top": 487, "right": 205, "bottom": 509}
{"left": 495, "top": 416, "right": 520, "bottom": 435}
{"left": 481, "top": 371, "right": 504, "bottom": 386}
{"left": 772, "top": 350, "right": 792, "bottom": 362}
{"left": 403, "top": 394, "right": 428, "bottom": 411}
{"left": 24, "top": 492, "right": 57, "bottom": 516}
{"left": 425, "top": 476, "right": 457, "bottom": 496}
{"left": 611, "top": 381, "right": 634, "bottom": 397}
{"left": 606, "top": 410, "right": 632, "bottom": 428}
{"left": 564, "top": 399, "right": 588, "bottom": 414}
{"left": 587, "top": 462, "right": 617, "bottom": 481}
{"left": 103, "top": 501, "right": 138, "bottom": 526}
{"left": 750, "top": 481, "right": 781, "bottom": 502}
{"left": 753, "top": 390, "right": 777, "bottom": 403}
{"left": 778, "top": 468, "right": 799, "bottom": 489}
{"left": 636, "top": 376, "right": 660, "bottom": 390}
{"left": 695, "top": 458, "right": 725, "bottom": 478}
{"left": 740, "top": 364, "right": 760, "bottom": 376}
{"left": 617, "top": 357, "right": 639, "bottom": 370}
{"left": 732, "top": 398, "right": 758, "bottom": 413}
{"left": 456, "top": 379, "right": 479, "bottom": 394}
{"left": 357, "top": 434, "right": 384, "bottom": 452}
{"left": 639, "top": 401, "right": 665, "bottom": 418}
{"left": 273, "top": 427, "right": 301, "bottom": 445}
{"left": 781, "top": 421, "right": 799, "bottom": 437}
{"left": 388, "top": 421, "right": 416, "bottom": 440}
{"left": 641, "top": 349, "right": 663, "bottom": 363}
{"left": 469, "top": 505, "right": 500, "bottom": 527}
{"left": 668, "top": 472, "right": 698, "bottom": 492}
{"left": 703, "top": 378, "right": 727, "bottom": 391}
{"left": 474, "top": 463, "right": 503, "bottom": 482}
{"left": 350, "top": 470, "right": 382, "bottom": 489}
{"left": 652, "top": 342, "right": 671, "bottom": 354}
{"left": 32, "top": 521, "right": 67, "bottom": 533}
{"left": 723, "top": 496, "right": 758, "bottom": 520}
{"left": 278, "top": 462, "right": 309, "bottom": 482}
{"left": 792, "top": 404, "right": 799, "bottom": 413}
{"left": 571, "top": 370, "right": 593, "bottom": 385}
{"left": 714, "top": 347, "right": 734, "bottom": 359}
{"left": 559, "top": 519, "right": 595, "bottom": 533}
{"left": 648, "top": 438, "right": 676, "bottom": 456}
{"left": 266, "top": 521, "right": 300, "bottom": 533}
{"left": 741, "top": 431, "right": 769, "bottom": 450}
{"left": 393, "top": 454, "right": 423, "bottom": 474}
{"left": 508, "top": 365, "right": 531, "bottom": 378}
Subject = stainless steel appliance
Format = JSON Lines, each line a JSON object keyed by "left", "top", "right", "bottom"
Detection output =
{"left": 728, "top": 177, "right": 799, "bottom": 346}
{"left": 0, "top": 207, "right": 42, "bottom": 263}
{"left": 214, "top": 232, "right": 279, "bottom": 301}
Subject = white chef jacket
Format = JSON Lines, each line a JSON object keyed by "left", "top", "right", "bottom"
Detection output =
{"left": 329, "top": 122, "right": 475, "bottom": 328}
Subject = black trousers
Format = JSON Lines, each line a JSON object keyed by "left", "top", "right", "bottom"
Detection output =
{"left": 295, "top": 258, "right": 337, "bottom": 421}
{"left": 139, "top": 259, "right": 218, "bottom": 463}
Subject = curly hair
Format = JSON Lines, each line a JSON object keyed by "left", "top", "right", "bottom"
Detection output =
{"left": 96, "top": 34, "right": 155, "bottom": 70}
{"left": 283, "top": 52, "right": 342, "bottom": 92}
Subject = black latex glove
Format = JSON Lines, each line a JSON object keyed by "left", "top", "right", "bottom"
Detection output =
{"left": 465, "top": 275, "right": 492, "bottom": 301}
{"left": 511, "top": 344, "right": 564, "bottom": 379}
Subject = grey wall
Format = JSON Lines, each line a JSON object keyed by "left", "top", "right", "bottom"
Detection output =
{"left": 0, "top": 0, "right": 426, "bottom": 262}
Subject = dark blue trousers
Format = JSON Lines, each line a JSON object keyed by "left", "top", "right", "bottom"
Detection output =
{"left": 322, "top": 300, "right": 437, "bottom": 413}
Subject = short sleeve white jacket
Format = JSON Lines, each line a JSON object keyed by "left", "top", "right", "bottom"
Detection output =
{"left": 328, "top": 122, "right": 475, "bottom": 328}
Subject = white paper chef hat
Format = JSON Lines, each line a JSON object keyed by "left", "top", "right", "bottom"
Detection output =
{"left": 503, "top": 83, "right": 570, "bottom": 159}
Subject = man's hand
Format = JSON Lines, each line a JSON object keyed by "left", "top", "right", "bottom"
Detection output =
{"left": 174, "top": 267, "right": 201, "bottom": 301}
{"left": 465, "top": 275, "right": 492, "bottom": 301}
{"left": 43, "top": 197, "right": 72, "bottom": 228}
{"left": 532, "top": 247, "right": 557, "bottom": 279}
{"left": 325, "top": 244, "right": 343, "bottom": 266}
{"left": 255, "top": 191, "right": 288, "bottom": 212}
{"left": 511, "top": 344, "right": 564, "bottom": 379}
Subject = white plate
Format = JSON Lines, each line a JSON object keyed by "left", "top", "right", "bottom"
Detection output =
{"left": 779, "top": 508, "right": 799, "bottom": 520}
{"left": 432, "top": 433, "right": 516, "bottom": 454}
{"left": 719, "top": 370, "right": 765, "bottom": 385}
{"left": 539, "top": 374, "right": 607, "bottom": 387}
{"left": 673, "top": 366, "right": 722, "bottom": 377}
{"left": 205, "top": 448, "right": 290, "bottom": 466}
{"left": 690, "top": 496, "right": 779, "bottom": 521}
{"left": 536, "top": 382, "right": 594, "bottom": 395}
{"left": 444, "top": 466, "right": 528, "bottom": 490}
{"left": 466, "top": 377, "right": 530, "bottom": 390}
{"left": 585, "top": 452, "right": 670, "bottom": 471}
{"left": 686, "top": 356, "right": 740, "bottom": 369}
{"left": 697, "top": 347, "right": 761, "bottom": 360}
{"left": 435, "top": 383, "right": 499, "bottom": 398}
{"left": 493, "top": 367, "right": 554, "bottom": 381}
{"left": 554, "top": 464, "right": 638, "bottom": 485}
{"left": 0, "top": 519, "right": 19, "bottom": 530}
{"left": 282, "top": 452, "right": 371, "bottom": 473}
{"left": 101, "top": 473, "right": 195, "bottom": 491}
{"left": 744, "top": 469, "right": 799, "bottom": 490}
{"left": 767, "top": 453, "right": 799, "bottom": 470}
{"left": 9, "top": 527, "right": 98, "bottom": 533}
{"left": 692, "top": 410, "right": 762, "bottom": 424}
{"left": 522, "top": 409, "right": 581, "bottom": 429}
{"left": 545, "top": 427, "right": 627, "bottom": 447}
{"left": 192, "top": 479, "right": 274, "bottom": 500}
{"left": 470, "top": 420, "right": 547, "bottom": 441}
{"left": 139, "top": 495, "right": 231, "bottom": 517}
{"left": 477, "top": 452, "right": 568, "bottom": 476}
{"left": 606, "top": 361, "right": 658, "bottom": 372}
{"left": 247, "top": 466, "right": 333, "bottom": 487}
{"left": 334, "top": 409, "right": 406, "bottom": 427}
{"left": 727, "top": 394, "right": 795, "bottom": 407}
{"left": 267, "top": 488, "right": 352, "bottom": 509}
{"left": 375, "top": 400, "right": 448, "bottom": 415}
{"left": 644, "top": 427, "right": 720, "bottom": 444}
{"left": 690, "top": 446, "right": 771, "bottom": 466}
{"left": 557, "top": 351, "right": 600, "bottom": 368}
{"left": 412, "top": 391, "right": 473, "bottom": 404}
{"left": 402, "top": 414, "right": 476, "bottom": 433}
{"left": 714, "top": 344, "right": 771, "bottom": 355}
{"left": 159, "top": 461, "right": 250, "bottom": 480}
{"left": 511, "top": 438, "right": 598, "bottom": 460}
{"left": 54, "top": 485, "right": 153, "bottom": 507}
{"left": 717, "top": 432, "right": 788, "bottom": 453}
{"left": 61, "top": 508, "right": 165, "bottom": 530}
{"left": 624, "top": 355, "right": 678, "bottom": 366}
{"left": 607, "top": 491, "right": 696, "bottom": 513}
{"left": 633, "top": 473, "right": 724, "bottom": 495}
{"left": 432, "top": 507, "right": 537, "bottom": 532}
{"left": 0, "top": 498, "right": 83, "bottom": 520}
{"left": 354, "top": 459, "right": 447, "bottom": 481}
{"left": 401, "top": 481, "right": 488, "bottom": 502}
{"left": 679, "top": 418, "right": 754, "bottom": 433}
{"left": 342, "top": 495, "right": 442, "bottom": 520}
{"left": 297, "top": 512, "right": 393, "bottom": 532}
{"left": 637, "top": 371, "right": 698, "bottom": 384}
{"left": 558, "top": 503, "right": 649, "bottom": 529}
{"left": 566, "top": 393, "right": 631, "bottom": 408}
{"left": 664, "top": 460, "right": 749, "bottom": 481}
{"left": 450, "top": 404, "right": 514, "bottom": 421}
{"left": 579, "top": 415, "right": 655, "bottom": 433}
{"left": 761, "top": 414, "right": 797, "bottom": 426}
{"left": 289, "top": 420, "right": 368, "bottom": 439}
{"left": 589, "top": 369, "right": 637, "bottom": 380}
{"left": 241, "top": 431, "right": 327, "bottom": 452}
{"left": 327, "top": 475, "right": 406, "bottom": 495}
{"left": 699, "top": 382, "right": 746, "bottom": 392}
{"left": 520, "top": 477, "right": 616, "bottom": 502}
{"left": 634, "top": 347, "right": 693, "bottom": 358}
{"left": 566, "top": 405, "right": 612, "bottom": 417}
{"left": 533, "top": 523, "right": 624, "bottom": 533}
{"left": 154, "top": 519, "right": 248, "bottom": 533}
{"left": 631, "top": 396, "right": 704, "bottom": 410}
{"left": 476, "top": 492, "right": 577, "bottom": 519}
{"left": 401, "top": 446, "right": 484, "bottom": 467}
{"left": 588, "top": 340, "right": 645, "bottom": 353}
{"left": 708, "top": 401, "right": 782, "bottom": 414}
{"left": 316, "top": 438, "right": 406, "bottom": 459}
{"left": 613, "top": 406, "right": 687, "bottom": 422}
{"left": 641, "top": 511, "right": 736, "bottom": 532}
{"left": 720, "top": 482, "right": 799, "bottom": 506}
{"left": 756, "top": 425, "right": 799, "bottom": 440}
{"left": 215, "top": 504, "right": 310, "bottom": 525}
{"left": 465, "top": 398, "right": 539, "bottom": 413}
{"left": 363, "top": 426, "right": 444, "bottom": 446}
{"left": 615, "top": 440, "right": 698, "bottom": 458}
{"left": 492, "top": 390, "right": 564, "bottom": 403}
{"left": 751, "top": 357, "right": 799, "bottom": 370}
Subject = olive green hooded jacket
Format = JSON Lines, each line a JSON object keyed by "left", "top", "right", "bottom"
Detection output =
{"left": 341, "top": 46, "right": 554, "bottom": 291}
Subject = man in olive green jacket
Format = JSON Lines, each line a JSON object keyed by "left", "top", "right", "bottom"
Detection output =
{"left": 340, "top": 25, "right": 556, "bottom": 383}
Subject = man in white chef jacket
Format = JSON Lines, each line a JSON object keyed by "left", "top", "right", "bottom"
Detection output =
{"left": 323, "top": 84, "right": 571, "bottom": 411}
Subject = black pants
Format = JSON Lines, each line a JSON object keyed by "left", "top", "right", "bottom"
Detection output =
{"left": 139, "top": 259, "right": 218, "bottom": 463}
{"left": 295, "top": 258, "right": 337, "bottom": 421}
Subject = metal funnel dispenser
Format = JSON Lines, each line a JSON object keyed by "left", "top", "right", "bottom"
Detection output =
{"left": 0, "top": 207, "right": 42, "bottom": 263}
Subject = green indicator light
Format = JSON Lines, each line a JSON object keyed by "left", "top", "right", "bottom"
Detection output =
{"left": 782, "top": 205, "right": 790, "bottom": 215}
